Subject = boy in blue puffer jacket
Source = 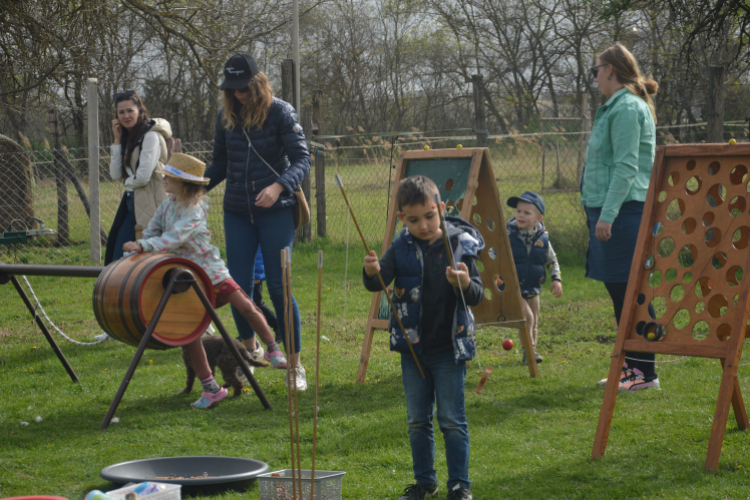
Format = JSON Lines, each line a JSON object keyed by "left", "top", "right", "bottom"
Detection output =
{"left": 363, "top": 175, "right": 484, "bottom": 500}
{"left": 506, "top": 191, "right": 563, "bottom": 364}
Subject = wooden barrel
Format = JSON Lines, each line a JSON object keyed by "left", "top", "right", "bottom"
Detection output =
{"left": 92, "top": 253, "right": 215, "bottom": 350}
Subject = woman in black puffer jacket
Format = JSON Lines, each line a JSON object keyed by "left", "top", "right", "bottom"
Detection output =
{"left": 204, "top": 54, "right": 311, "bottom": 390}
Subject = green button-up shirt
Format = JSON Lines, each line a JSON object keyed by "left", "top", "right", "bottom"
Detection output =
{"left": 580, "top": 88, "right": 656, "bottom": 223}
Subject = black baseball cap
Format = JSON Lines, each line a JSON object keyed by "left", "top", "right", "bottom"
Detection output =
{"left": 507, "top": 191, "right": 545, "bottom": 215}
{"left": 219, "top": 54, "right": 261, "bottom": 91}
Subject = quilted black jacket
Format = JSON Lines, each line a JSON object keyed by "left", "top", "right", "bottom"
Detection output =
{"left": 204, "top": 97, "right": 311, "bottom": 215}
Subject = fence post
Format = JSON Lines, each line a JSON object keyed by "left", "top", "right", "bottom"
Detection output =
{"left": 281, "top": 59, "right": 295, "bottom": 107}
{"left": 472, "top": 74, "right": 488, "bottom": 147}
{"left": 577, "top": 92, "right": 589, "bottom": 185}
{"left": 299, "top": 104, "right": 313, "bottom": 242}
{"left": 313, "top": 91, "right": 326, "bottom": 238}
{"left": 49, "top": 108, "right": 69, "bottom": 246}
{"left": 171, "top": 101, "right": 180, "bottom": 141}
{"left": 707, "top": 65, "right": 725, "bottom": 143}
{"left": 87, "top": 78, "right": 101, "bottom": 262}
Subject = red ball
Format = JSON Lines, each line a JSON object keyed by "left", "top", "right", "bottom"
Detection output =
{"left": 502, "top": 339, "right": 514, "bottom": 351}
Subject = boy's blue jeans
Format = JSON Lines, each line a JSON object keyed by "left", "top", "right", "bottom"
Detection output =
{"left": 224, "top": 208, "right": 301, "bottom": 353}
{"left": 401, "top": 349, "right": 470, "bottom": 491}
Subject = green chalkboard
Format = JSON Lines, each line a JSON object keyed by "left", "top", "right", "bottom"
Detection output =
{"left": 377, "top": 157, "right": 474, "bottom": 320}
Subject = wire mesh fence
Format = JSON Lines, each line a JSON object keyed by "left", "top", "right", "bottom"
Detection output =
{"left": 1, "top": 121, "right": 749, "bottom": 267}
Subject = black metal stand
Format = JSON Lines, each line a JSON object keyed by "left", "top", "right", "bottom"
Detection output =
{"left": 0, "top": 273, "right": 80, "bottom": 383}
{"left": 100, "top": 268, "right": 271, "bottom": 430}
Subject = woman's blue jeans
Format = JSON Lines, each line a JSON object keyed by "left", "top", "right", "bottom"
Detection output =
{"left": 224, "top": 208, "right": 301, "bottom": 353}
{"left": 112, "top": 191, "right": 136, "bottom": 261}
{"left": 401, "top": 349, "right": 470, "bottom": 490}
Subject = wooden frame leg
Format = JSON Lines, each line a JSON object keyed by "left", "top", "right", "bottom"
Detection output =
{"left": 8, "top": 275, "right": 79, "bottom": 383}
{"left": 100, "top": 268, "right": 183, "bottom": 429}
{"left": 592, "top": 349, "right": 625, "bottom": 459}
{"left": 518, "top": 323, "right": 539, "bottom": 378}
{"left": 705, "top": 359, "right": 742, "bottom": 471}
{"left": 189, "top": 279, "right": 271, "bottom": 410}
{"left": 357, "top": 293, "right": 381, "bottom": 383}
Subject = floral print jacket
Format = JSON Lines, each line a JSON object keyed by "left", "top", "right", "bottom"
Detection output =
{"left": 137, "top": 195, "right": 231, "bottom": 285}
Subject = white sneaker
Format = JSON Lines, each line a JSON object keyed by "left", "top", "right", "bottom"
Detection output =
{"left": 202, "top": 324, "right": 216, "bottom": 336}
{"left": 284, "top": 364, "right": 307, "bottom": 392}
{"left": 247, "top": 345, "right": 265, "bottom": 364}
{"left": 236, "top": 363, "right": 255, "bottom": 384}
{"left": 94, "top": 332, "right": 111, "bottom": 342}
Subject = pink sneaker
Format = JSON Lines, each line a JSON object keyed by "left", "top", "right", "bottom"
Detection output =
{"left": 191, "top": 387, "right": 228, "bottom": 408}
{"left": 264, "top": 349, "right": 288, "bottom": 369}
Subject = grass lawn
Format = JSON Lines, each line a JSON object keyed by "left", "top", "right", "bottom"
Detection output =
{"left": 2, "top": 241, "right": 750, "bottom": 500}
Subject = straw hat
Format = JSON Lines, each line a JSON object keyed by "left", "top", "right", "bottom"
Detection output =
{"left": 163, "top": 153, "right": 210, "bottom": 185}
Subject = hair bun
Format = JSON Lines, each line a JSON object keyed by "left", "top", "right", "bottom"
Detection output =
{"left": 643, "top": 79, "right": 659, "bottom": 95}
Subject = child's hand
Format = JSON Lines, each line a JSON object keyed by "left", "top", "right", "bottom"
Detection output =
{"left": 123, "top": 241, "right": 144, "bottom": 254}
{"left": 551, "top": 280, "right": 562, "bottom": 298}
{"left": 363, "top": 250, "right": 380, "bottom": 278}
{"left": 446, "top": 262, "right": 471, "bottom": 291}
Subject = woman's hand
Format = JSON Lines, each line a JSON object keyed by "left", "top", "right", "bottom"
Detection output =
{"left": 122, "top": 241, "right": 143, "bottom": 254}
{"left": 595, "top": 220, "right": 612, "bottom": 241}
{"left": 112, "top": 119, "right": 123, "bottom": 144}
{"left": 255, "top": 182, "right": 285, "bottom": 208}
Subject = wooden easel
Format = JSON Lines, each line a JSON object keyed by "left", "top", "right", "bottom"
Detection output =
{"left": 592, "top": 143, "right": 750, "bottom": 472}
{"left": 357, "top": 148, "right": 539, "bottom": 382}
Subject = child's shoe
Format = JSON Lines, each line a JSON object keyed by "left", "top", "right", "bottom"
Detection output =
{"left": 397, "top": 483, "right": 438, "bottom": 500}
{"left": 534, "top": 352, "right": 543, "bottom": 363}
{"left": 617, "top": 368, "right": 644, "bottom": 392}
{"left": 94, "top": 332, "right": 111, "bottom": 342}
{"left": 446, "top": 484, "right": 473, "bottom": 500}
{"left": 191, "top": 387, "right": 228, "bottom": 408}
{"left": 264, "top": 349, "right": 288, "bottom": 369}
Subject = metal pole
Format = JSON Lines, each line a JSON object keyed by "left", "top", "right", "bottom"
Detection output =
{"left": 87, "top": 78, "right": 101, "bottom": 263}
{"left": 0, "top": 263, "right": 104, "bottom": 278}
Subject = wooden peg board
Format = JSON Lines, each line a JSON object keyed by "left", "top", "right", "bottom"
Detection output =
{"left": 593, "top": 143, "right": 750, "bottom": 472}
{"left": 357, "top": 148, "right": 539, "bottom": 382}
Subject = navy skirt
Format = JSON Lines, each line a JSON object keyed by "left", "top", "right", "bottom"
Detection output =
{"left": 585, "top": 201, "right": 645, "bottom": 282}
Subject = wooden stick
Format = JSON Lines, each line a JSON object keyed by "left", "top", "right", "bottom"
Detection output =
{"left": 281, "top": 248, "right": 297, "bottom": 500}
{"left": 434, "top": 193, "right": 480, "bottom": 371}
{"left": 287, "top": 248, "right": 303, "bottom": 498}
{"left": 311, "top": 250, "right": 322, "bottom": 500}
{"left": 475, "top": 366, "right": 493, "bottom": 393}
{"left": 335, "top": 174, "right": 425, "bottom": 379}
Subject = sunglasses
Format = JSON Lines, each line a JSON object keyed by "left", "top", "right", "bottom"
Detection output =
{"left": 113, "top": 89, "right": 136, "bottom": 101}
{"left": 591, "top": 64, "right": 607, "bottom": 79}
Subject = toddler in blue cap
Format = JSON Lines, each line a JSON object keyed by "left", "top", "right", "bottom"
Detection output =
{"left": 506, "top": 191, "right": 563, "bottom": 363}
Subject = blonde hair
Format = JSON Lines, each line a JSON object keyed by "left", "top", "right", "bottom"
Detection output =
{"left": 222, "top": 72, "right": 274, "bottom": 130}
{"left": 171, "top": 178, "right": 206, "bottom": 206}
{"left": 599, "top": 43, "right": 659, "bottom": 123}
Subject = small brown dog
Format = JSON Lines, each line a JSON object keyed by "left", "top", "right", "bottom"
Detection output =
{"left": 181, "top": 336, "right": 269, "bottom": 397}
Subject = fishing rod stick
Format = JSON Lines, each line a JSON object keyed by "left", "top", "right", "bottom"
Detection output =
{"left": 281, "top": 248, "right": 297, "bottom": 500}
{"left": 286, "top": 248, "right": 303, "bottom": 498}
{"left": 434, "top": 193, "right": 480, "bottom": 370}
{"left": 335, "top": 174, "right": 425, "bottom": 379}
{"left": 311, "top": 250, "right": 323, "bottom": 500}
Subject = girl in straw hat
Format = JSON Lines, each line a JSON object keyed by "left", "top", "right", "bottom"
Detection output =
{"left": 123, "top": 152, "right": 287, "bottom": 409}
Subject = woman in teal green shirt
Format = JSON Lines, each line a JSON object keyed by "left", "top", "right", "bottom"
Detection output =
{"left": 582, "top": 43, "right": 660, "bottom": 392}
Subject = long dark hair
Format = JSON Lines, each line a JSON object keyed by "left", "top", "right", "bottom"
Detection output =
{"left": 116, "top": 91, "right": 151, "bottom": 168}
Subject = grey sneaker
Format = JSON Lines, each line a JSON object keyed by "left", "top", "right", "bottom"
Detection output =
{"left": 94, "top": 332, "right": 111, "bottom": 342}
{"left": 397, "top": 483, "right": 438, "bottom": 500}
{"left": 446, "top": 485, "right": 472, "bottom": 500}
{"left": 284, "top": 364, "right": 308, "bottom": 392}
